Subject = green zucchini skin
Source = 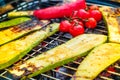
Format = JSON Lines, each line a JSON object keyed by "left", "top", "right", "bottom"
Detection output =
{"left": 0, "top": 20, "right": 50, "bottom": 46}
{"left": 0, "top": 17, "right": 30, "bottom": 29}
{"left": 74, "top": 43, "right": 120, "bottom": 80}
{"left": 100, "top": 7, "right": 120, "bottom": 43}
{"left": 0, "top": 23, "right": 59, "bottom": 70}
{"left": 8, "top": 34, "right": 107, "bottom": 79}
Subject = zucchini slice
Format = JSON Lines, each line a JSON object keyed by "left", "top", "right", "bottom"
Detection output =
{"left": 0, "top": 17, "right": 30, "bottom": 29}
{"left": 0, "top": 19, "right": 49, "bottom": 46}
{"left": 74, "top": 43, "right": 120, "bottom": 80}
{"left": 0, "top": 23, "right": 59, "bottom": 70}
{"left": 8, "top": 11, "right": 33, "bottom": 18}
{"left": 100, "top": 7, "right": 120, "bottom": 43}
{"left": 9, "top": 34, "right": 107, "bottom": 79}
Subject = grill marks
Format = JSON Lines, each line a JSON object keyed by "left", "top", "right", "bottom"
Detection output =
{"left": 110, "top": 8, "right": 120, "bottom": 33}
{"left": 100, "top": 6, "right": 120, "bottom": 43}
{"left": 105, "top": 7, "right": 120, "bottom": 16}
{"left": 111, "top": 8, "right": 120, "bottom": 16}
{"left": 104, "top": 7, "right": 120, "bottom": 18}
{"left": 11, "top": 61, "right": 44, "bottom": 79}
{"left": 11, "top": 19, "right": 47, "bottom": 33}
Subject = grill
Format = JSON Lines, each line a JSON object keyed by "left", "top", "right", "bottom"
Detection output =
{"left": 0, "top": 0, "right": 120, "bottom": 80}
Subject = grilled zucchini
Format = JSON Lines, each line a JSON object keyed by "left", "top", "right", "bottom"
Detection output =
{"left": 75, "top": 43, "right": 120, "bottom": 80}
{"left": 0, "top": 17, "right": 30, "bottom": 29}
{"left": 8, "top": 34, "right": 107, "bottom": 79}
{"left": 0, "top": 23, "right": 59, "bottom": 70}
{"left": 8, "top": 11, "right": 33, "bottom": 18}
{"left": 0, "top": 19, "right": 49, "bottom": 46}
{"left": 100, "top": 7, "right": 120, "bottom": 43}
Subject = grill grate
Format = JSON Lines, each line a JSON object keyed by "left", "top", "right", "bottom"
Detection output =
{"left": 0, "top": 0, "right": 120, "bottom": 80}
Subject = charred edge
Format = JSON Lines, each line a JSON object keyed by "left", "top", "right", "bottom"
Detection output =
{"left": 9, "top": 66, "right": 25, "bottom": 80}
{"left": 22, "top": 62, "right": 45, "bottom": 76}
{"left": 49, "top": 25, "right": 53, "bottom": 32}
{"left": 110, "top": 8, "right": 120, "bottom": 16}
{"left": 116, "top": 16, "right": 120, "bottom": 25}
{"left": 11, "top": 19, "right": 49, "bottom": 33}
{"left": 6, "top": 71, "right": 22, "bottom": 80}
{"left": 42, "top": 25, "right": 53, "bottom": 32}
{"left": 10, "top": 62, "right": 44, "bottom": 79}
{"left": 112, "top": 8, "right": 120, "bottom": 15}
{"left": 14, "top": 60, "right": 25, "bottom": 66}
{"left": 116, "top": 16, "right": 120, "bottom": 33}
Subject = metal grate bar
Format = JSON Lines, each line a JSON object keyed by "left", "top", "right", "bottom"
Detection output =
{"left": 99, "top": 76, "right": 114, "bottom": 80}
{"left": 95, "top": 29, "right": 108, "bottom": 33}
{"left": 52, "top": 69, "right": 73, "bottom": 77}
{"left": 72, "top": 61, "right": 81, "bottom": 65}
{"left": 41, "top": 73, "right": 60, "bottom": 80}
{"left": 29, "top": 78, "right": 37, "bottom": 80}
{"left": 0, "top": 75, "right": 12, "bottom": 80}
{"left": 115, "top": 65, "right": 120, "bottom": 69}
{"left": 0, "top": 71, "right": 7, "bottom": 76}
{"left": 63, "top": 65, "right": 77, "bottom": 71}
{"left": 108, "top": 71, "right": 120, "bottom": 76}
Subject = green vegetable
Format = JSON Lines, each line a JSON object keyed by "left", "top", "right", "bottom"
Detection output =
{"left": 74, "top": 43, "right": 120, "bottom": 80}
{"left": 0, "top": 20, "right": 49, "bottom": 46}
{"left": 8, "top": 11, "right": 33, "bottom": 18}
{"left": 0, "top": 23, "right": 59, "bottom": 70}
{"left": 9, "top": 34, "right": 107, "bottom": 79}
{"left": 100, "top": 6, "right": 120, "bottom": 43}
{"left": 0, "top": 17, "right": 30, "bottom": 29}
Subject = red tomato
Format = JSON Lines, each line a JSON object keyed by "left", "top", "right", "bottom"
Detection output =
{"left": 85, "top": 18, "right": 97, "bottom": 29}
{"left": 69, "top": 25, "right": 84, "bottom": 37}
{"left": 89, "top": 10, "right": 102, "bottom": 22}
{"left": 77, "top": 9, "right": 90, "bottom": 19}
{"left": 89, "top": 5, "right": 99, "bottom": 10}
{"left": 59, "top": 20, "right": 72, "bottom": 32}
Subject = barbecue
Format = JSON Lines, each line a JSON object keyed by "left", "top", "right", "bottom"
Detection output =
{"left": 0, "top": 0, "right": 120, "bottom": 80}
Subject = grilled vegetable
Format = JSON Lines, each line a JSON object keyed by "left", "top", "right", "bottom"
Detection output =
{"left": 100, "top": 7, "right": 120, "bottom": 43}
{"left": 8, "top": 11, "right": 33, "bottom": 18}
{"left": 74, "top": 43, "right": 120, "bottom": 80}
{"left": 0, "top": 4, "right": 14, "bottom": 15}
{"left": 8, "top": 0, "right": 86, "bottom": 19}
{"left": 9, "top": 34, "right": 107, "bottom": 79}
{"left": 0, "top": 19, "right": 49, "bottom": 46}
{"left": 0, "top": 17, "right": 30, "bottom": 29}
{"left": 0, "top": 23, "right": 59, "bottom": 70}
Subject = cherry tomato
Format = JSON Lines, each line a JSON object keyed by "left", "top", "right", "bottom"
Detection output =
{"left": 77, "top": 9, "right": 90, "bottom": 19}
{"left": 85, "top": 18, "right": 97, "bottom": 29}
{"left": 69, "top": 25, "right": 84, "bottom": 37}
{"left": 59, "top": 20, "right": 72, "bottom": 32}
{"left": 89, "top": 5, "right": 99, "bottom": 10}
{"left": 71, "top": 19, "right": 84, "bottom": 27}
{"left": 89, "top": 10, "right": 102, "bottom": 22}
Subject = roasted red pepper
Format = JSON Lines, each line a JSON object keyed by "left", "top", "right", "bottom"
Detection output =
{"left": 33, "top": 0, "right": 86, "bottom": 19}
